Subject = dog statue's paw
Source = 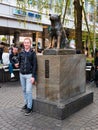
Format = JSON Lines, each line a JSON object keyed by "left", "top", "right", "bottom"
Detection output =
{"left": 57, "top": 46, "right": 60, "bottom": 49}
{"left": 47, "top": 46, "right": 53, "bottom": 49}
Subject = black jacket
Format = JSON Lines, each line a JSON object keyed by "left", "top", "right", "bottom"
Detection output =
{"left": 95, "top": 57, "right": 98, "bottom": 70}
{"left": 9, "top": 53, "right": 19, "bottom": 67}
{"left": 0, "top": 47, "right": 3, "bottom": 60}
{"left": 18, "top": 49, "right": 37, "bottom": 80}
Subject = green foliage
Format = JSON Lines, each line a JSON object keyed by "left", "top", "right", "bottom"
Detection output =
{"left": 54, "top": 0, "right": 64, "bottom": 15}
{"left": 88, "top": 0, "right": 94, "bottom": 5}
{"left": 86, "top": 57, "right": 94, "bottom": 64}
{"left": 1, "top": 37, "right": 7, "bottom": 42}
{"left": 16, "top": 0, "right": 67, "bottom": 17}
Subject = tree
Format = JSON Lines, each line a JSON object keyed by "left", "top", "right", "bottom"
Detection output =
{"left": 73, "top": 0, "right": 83, "bottom": 52}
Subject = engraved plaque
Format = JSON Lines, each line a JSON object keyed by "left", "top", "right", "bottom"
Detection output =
{"left": 45, "top": 60, "right": 49, "bottom": 78}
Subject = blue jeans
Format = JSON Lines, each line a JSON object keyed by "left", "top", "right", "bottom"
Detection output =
{"left": 20, "top": 73, "right": 33, "bottom": 109}
{"left": 0, "top": 59, "right": 3, "bottom": 64}
{"left": 9, "top": 63, "right": 13, "bottom": 74}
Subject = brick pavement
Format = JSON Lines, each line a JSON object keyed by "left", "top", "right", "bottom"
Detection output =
{"left": 0, "top": 81, "right": 98, "bottom": 130}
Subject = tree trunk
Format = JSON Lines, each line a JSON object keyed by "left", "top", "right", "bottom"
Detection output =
{"left": 81, "top": 0, "right": 93, "bottom": 50}
{"left": 74, "top": 0, "right": 83, "bottom": 53}
{"left": 62, "top": 0, "right": 69, "bottom": 25}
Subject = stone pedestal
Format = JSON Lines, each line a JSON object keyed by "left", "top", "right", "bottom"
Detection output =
{"left": 43, "top": 48, "right": 76, "bottom": 55}
{"left": 34, "top": 50, "right": 93, "bottom": 120}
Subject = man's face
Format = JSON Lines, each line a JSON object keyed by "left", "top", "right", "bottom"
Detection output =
{"left": 23, "top": 39, "right": 31, "bottom": 50}
{"left": 13, "top": 47, "right": 18, "bottom": 54}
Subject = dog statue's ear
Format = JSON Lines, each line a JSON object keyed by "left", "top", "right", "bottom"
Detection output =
{"left": 58, "top": 14, "right": 61, "bottom": 18}
{"left": 58, "top": 15, "right": 61, "bottom": 20}
{"left": 49, "top": 14, "right": 51, "bottom": 16}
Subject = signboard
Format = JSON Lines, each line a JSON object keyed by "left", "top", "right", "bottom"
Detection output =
{"left": 13, "top": 8, "right": 26, "bottom": 17}
{"left": 28, "top": 12, "right": 41, "bottom": 19}
{"left": 13, "top": 8, "right": 41, "bottom": 20}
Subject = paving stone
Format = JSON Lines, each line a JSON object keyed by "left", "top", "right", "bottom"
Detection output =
{"left": 0, "top": 81, "right": 98, "bottom": 130}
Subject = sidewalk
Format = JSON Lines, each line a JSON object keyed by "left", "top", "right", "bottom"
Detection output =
{"left": 0, "top": 81, "right": 97, "bottom": 130}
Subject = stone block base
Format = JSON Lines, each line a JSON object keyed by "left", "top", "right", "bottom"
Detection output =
{"left": 43, "top": 48, "right": 76, "bottom": 55}
{"left": 33, "top": 91, "right": 93, "bottom": 120}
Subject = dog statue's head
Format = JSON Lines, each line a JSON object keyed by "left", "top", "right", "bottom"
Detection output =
{"left": 49, "top": 14, "right": 61, "bottom": 22}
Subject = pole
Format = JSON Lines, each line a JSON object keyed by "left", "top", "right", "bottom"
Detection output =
{"left": 36, "top": 32, "right": 38, "bottom": 53}
{"left": 93, "top": 0, "right": 96, "bottom": 52}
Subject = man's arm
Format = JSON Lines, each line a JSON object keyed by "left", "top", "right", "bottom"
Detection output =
{"left": 31, "top": 51, "right": 37, "bottom": 82}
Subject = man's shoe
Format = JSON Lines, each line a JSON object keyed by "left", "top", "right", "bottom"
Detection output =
{"left": 21, "top": 105, "right": 27, "bottom": 112}
{"left": 25, "top": 108, "right": 32, "bottom": 116}
{"left": 11, "top": 73, "right": 15, "bottom": 78}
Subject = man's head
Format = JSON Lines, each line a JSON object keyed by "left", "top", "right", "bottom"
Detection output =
{"left": 23, "top": 38, "right": 32, "bottom": 50}
{"left": 12, "top": 46, "right": 18, "bottom": 54}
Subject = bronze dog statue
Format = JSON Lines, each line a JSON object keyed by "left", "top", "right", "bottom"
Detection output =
{"left": 48, "top": 14, "right": 69, "bottom": 49}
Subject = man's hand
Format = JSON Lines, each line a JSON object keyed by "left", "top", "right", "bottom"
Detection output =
{"left": 14, "top": 63, "right": 19, "bottom": 68}
{"left": 30, "top": 77, "right": 35, "bottom": 84}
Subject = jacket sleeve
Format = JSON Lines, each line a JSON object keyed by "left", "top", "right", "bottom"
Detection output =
{"left": 32, "top": 51, "right": 37, "bottom": 80}
{"left": 9, "top": 53, "right": 14, "bottom": 65}
{"left": 17, "top": 52, "right": 21, "bottom": 67}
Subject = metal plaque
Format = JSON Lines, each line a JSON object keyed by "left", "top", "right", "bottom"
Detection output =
{"left": 45, "top": 60, "right": 49, "bottom": 78}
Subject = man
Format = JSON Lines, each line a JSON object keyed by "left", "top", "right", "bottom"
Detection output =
{"left": 9, "top": 46, "right": 19, "bottom": 78}
{"left": 95, "top": 51, "right": 98, "bottom": 87}
{"left": 0, "top": 44, "right": 4, "bottom": 64}
{"left": 15, "top": 38, "right": 37, "bottom": 116}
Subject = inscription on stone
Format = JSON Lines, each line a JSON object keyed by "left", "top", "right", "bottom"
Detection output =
{"left": 45, "top": 60, "right": 49, "bottom": 78}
